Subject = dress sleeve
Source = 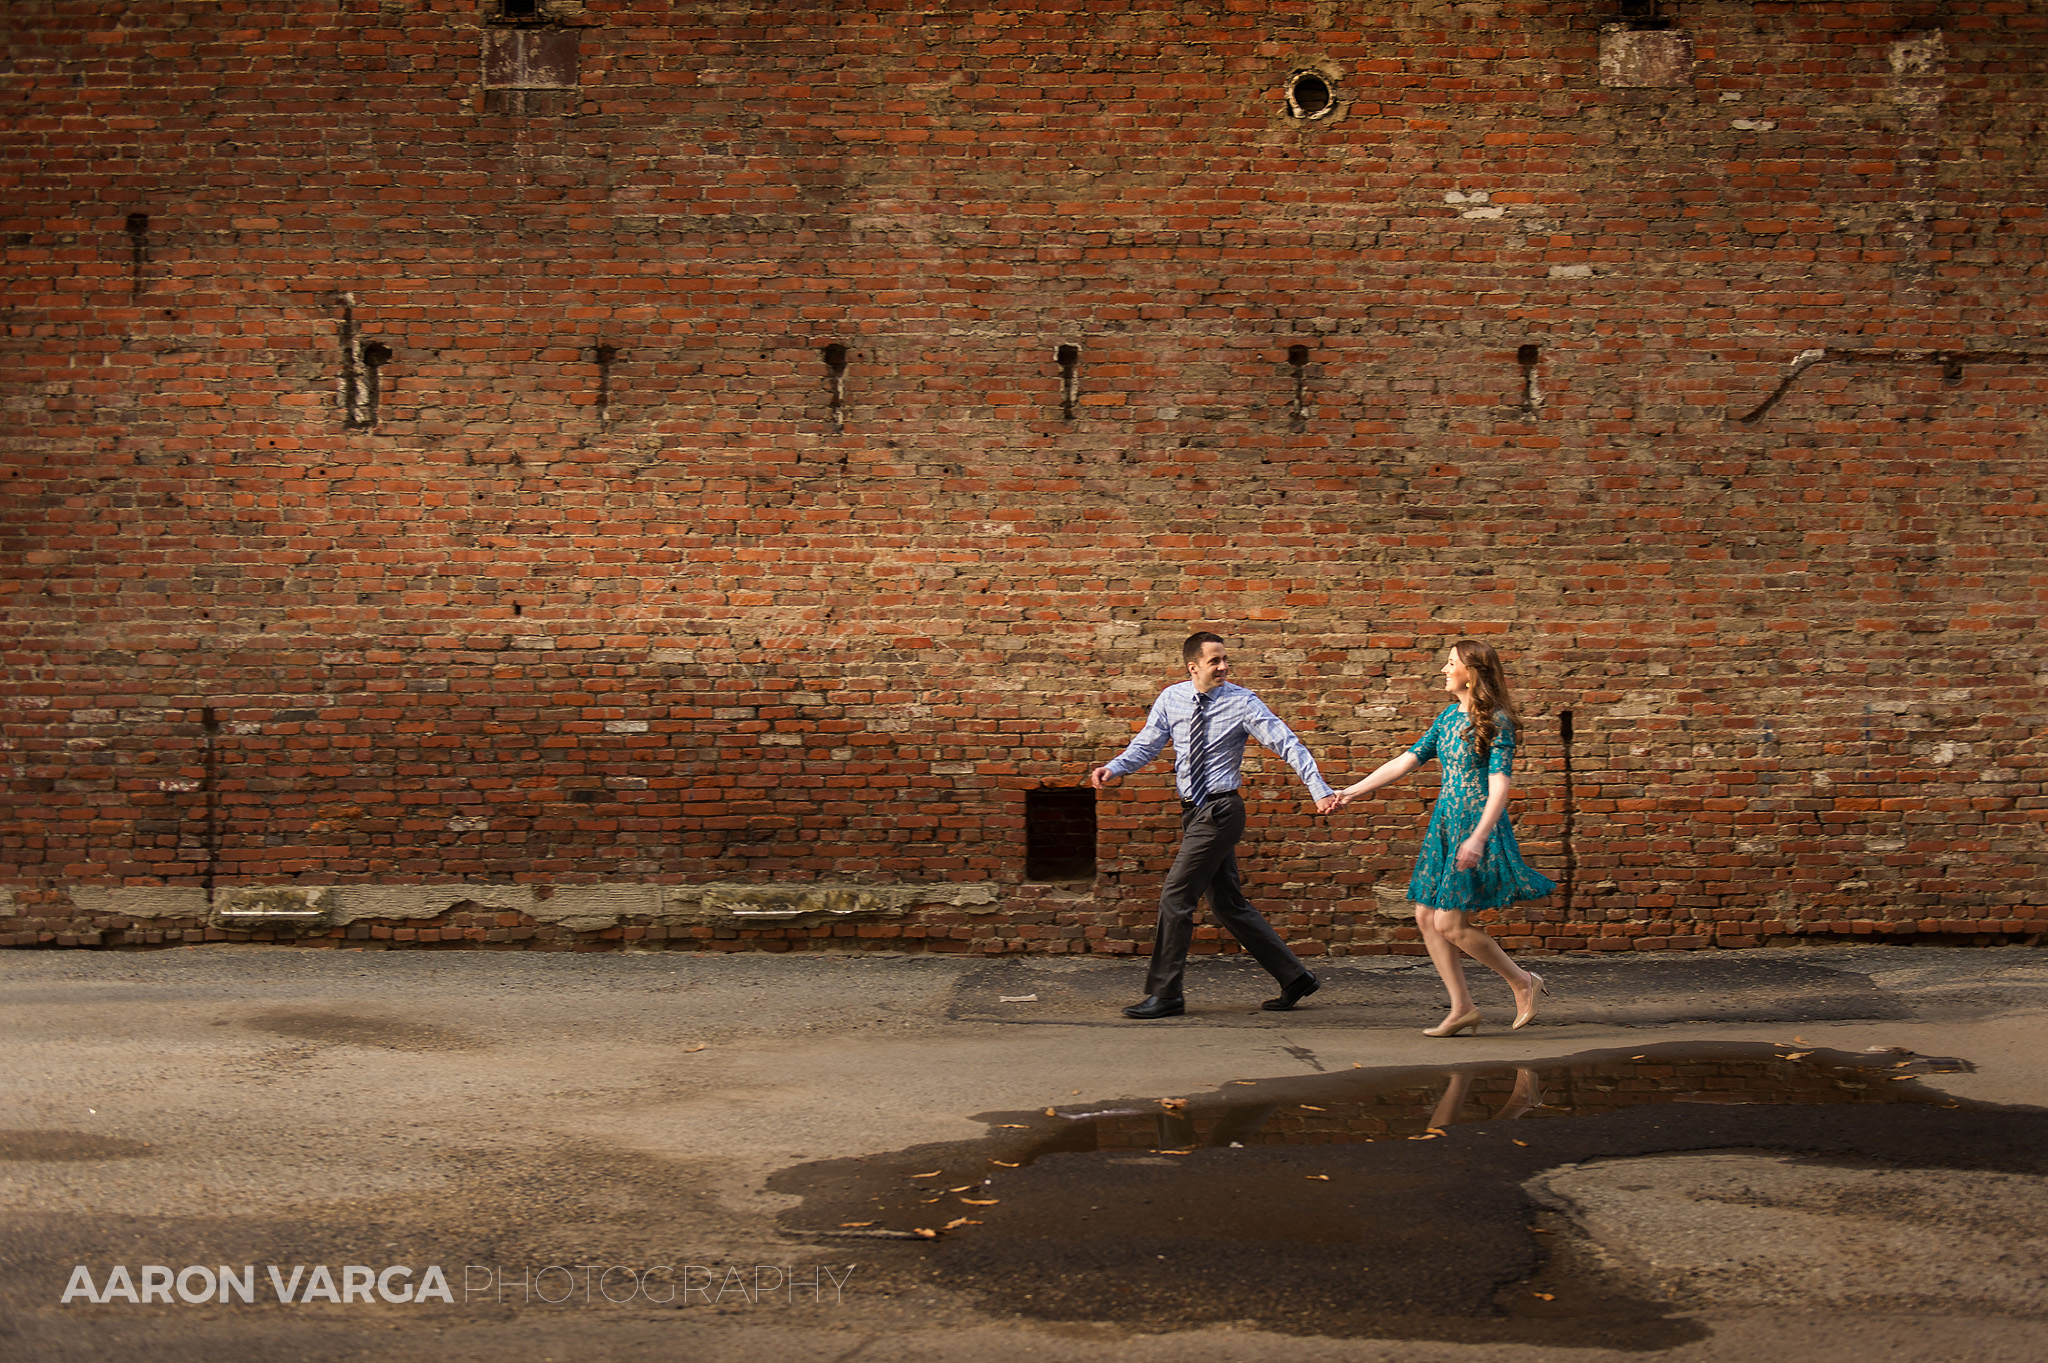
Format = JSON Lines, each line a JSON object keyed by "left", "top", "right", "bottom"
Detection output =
{"left": 1488, "top": 713, "right": 1516, "bottom": 777}
{"left": 1406, "top": 709, "right": 1444, "bottom": 767}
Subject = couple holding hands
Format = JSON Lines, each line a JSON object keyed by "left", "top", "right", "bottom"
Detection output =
{"left": 1090, "top": 632, "right": 1554, "bottom": 1032}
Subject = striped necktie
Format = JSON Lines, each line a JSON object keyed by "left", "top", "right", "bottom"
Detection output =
{"left": 1187, "top": 691, "right": 1212, "bottom": 801}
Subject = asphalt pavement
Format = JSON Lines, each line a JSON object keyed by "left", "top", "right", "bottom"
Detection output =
{"left": 4, "top": 943, "right": 2047, "bottom": 1362}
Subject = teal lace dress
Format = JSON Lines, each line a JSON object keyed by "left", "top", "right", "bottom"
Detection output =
{"left": 1405, "top": 706, "right": 1556, "bottom": 913}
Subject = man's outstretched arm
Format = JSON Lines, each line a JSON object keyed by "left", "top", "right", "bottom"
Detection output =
{"left": 1091, "top": 695, "right": 1172, "bottom": 790}
{"left": 1245, "top": 701, "right": 1335, "bottom": 807}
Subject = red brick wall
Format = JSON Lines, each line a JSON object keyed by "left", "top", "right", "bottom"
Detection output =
{"left": 4, "top": 0, "right": 2045, "bottom": 953}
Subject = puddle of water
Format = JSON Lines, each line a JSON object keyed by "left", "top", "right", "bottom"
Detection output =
{"left": 771, "top": 1042, "right": 2045, "bottom": 1345}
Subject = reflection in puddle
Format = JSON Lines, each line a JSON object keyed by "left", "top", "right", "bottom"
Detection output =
{"left": 1041, "top": 1042, "right": 1975, "bottom": 1159}
{"left": 773, "top": 1042, "right": 2030, "bottom": 1346}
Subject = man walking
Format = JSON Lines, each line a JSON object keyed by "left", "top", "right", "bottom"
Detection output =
{"left": 1090, "top": 631, "right": 1340, "bottom": 1019}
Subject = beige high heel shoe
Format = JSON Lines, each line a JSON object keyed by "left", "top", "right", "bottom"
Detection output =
{"left": 1511, "top": 972, "right": 1547, "bottom": 1031}
{"left": 1423, "top": 1009, "right": 1481, "bottom": 1037}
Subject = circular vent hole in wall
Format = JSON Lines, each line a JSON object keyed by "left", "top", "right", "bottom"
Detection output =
{"left": 1286, "top": 71, "right": 1334, "bottom": 120}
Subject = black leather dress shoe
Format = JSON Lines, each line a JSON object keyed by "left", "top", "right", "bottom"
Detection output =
{"left": 1122, "top": 994, "right": 1185, "bottom": 1019}
{"left": 1261, "top": 970, "right": 1320, "bottom": 1012}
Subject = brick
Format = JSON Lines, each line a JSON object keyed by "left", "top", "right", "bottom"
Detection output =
{"left": 3, "top": 0, "right": 2045, "bottom": 961}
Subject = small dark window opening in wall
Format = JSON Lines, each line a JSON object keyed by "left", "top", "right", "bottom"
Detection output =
{"left": 1286, "top": 71, "right": 1335, "bottom": 120}
{"left": 1056, "top": 343, "right": 1081, "bottom": 419}
{"left": 593, "top": 343, "right": 618, "bottom": 426}
{"left": 124, "top": 213, "right": 149, "bottom": 296}
{"left": 496, "top": 0, "right": 542, "bottom": 19}
{"left": 1515, "top": 344, "right": 1541, "bottom": 413}
{"left": 1616, "top": 0, "right": 1672, "bottom": 31}
{"left": 822, "top": 343, "right": 849, "bottom": 429}
{"left": 349, "top": 341, "right": 392, "bottom": 429}
{"left": 1286, "top": 344, "right": 1311, "bottom": 426}
{"left": 1025, "top": 787, "right": 1097, "bottom": 882}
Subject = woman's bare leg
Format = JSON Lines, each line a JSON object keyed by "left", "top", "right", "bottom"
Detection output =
{"left": 1497, "top": 1067, "right": 1541, "bottom": 1121}
{"left": 1434, "top": 911, "right": 1539, "bottom": 1016}
{"left": 1416, "top": 905, "right": 1478, "bottom": 1023}
{"left": 1429, "top": 1071, "right": 1474, "bottom": 1131}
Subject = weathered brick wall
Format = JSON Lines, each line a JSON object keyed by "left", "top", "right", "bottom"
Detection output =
{"left": 4, "top": 0, "right": 2044, "bottom": 954}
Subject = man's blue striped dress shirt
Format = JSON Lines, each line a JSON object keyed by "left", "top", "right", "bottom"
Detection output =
{"left": 1102, "top": 681, "right": 1334, "bottom": 804}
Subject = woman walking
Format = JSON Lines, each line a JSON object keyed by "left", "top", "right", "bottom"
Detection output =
{"left": 1332, "top": 640, "right": 1555, "bottom": 1035}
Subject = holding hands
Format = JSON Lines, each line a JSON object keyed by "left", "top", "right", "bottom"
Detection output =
{"left": 1320, "top": 751, "right": 1422, "bottom": 816}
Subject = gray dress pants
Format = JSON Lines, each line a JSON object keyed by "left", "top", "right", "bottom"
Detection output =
{"left": 1142, "top": 792, "right": 1309, "bottom": 999}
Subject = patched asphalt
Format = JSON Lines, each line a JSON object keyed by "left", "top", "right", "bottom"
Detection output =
{"left": 2, "top": 944, "right": 2046, "bottom": 1363}
{"left": 947, "top": 953, "right": 1914, "bottom": 1026}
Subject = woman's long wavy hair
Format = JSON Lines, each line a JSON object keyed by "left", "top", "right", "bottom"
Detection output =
{"left": 1451, "top": 639, "right": 1519, "bottom": 760}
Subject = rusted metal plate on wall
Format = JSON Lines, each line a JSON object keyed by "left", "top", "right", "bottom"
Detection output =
{"left": 483, "top": 27, "right": 579, "bottom": 89}
{"left": 1599, "top": 26, "right": 1694, "bottom": 88}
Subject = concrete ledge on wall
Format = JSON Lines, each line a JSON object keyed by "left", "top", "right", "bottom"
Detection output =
{"left": 210, "top": 887, "right": 334, "bottom": 932}
{"left": 536, "top": 884, "right": 663, "bottom": 932}
{"left": 68, "top": 887, "right": 211, "bottom": 920}
{"left": 62, "top": 881, "right": 1002, "bottom": 935}
{"left": 328, "top": 884, "right": 538, "bottom": 927}
{"left": 661, "top": 882, "right": 1002, "bottom": 928}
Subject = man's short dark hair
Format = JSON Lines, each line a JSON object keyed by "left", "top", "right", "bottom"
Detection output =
{"left": 1182, "top": 631, "right": 1225, "bottom": 664}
